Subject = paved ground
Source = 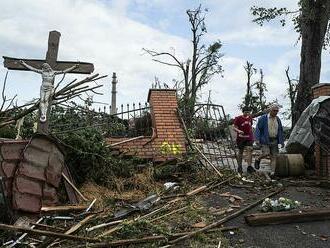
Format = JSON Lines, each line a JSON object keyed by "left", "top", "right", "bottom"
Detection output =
{"left": 201, "top": 183, "right": 330, "bottom": 248}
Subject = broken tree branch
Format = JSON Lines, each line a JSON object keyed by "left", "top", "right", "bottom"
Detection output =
{"left": 0, "top": 224, "right": 99, "bottom": 243}
{"left": 169, "top": 187, "right": 285, "bottom": 244}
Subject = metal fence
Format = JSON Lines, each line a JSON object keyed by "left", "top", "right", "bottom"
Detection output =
{"left": 188, "top": 103, "right": 238, "bottom": 170}
{"left": 49, "top": 102, "right": 152, "bottom": 138}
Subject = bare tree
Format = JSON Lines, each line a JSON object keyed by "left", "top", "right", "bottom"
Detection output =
{"left": 255, "top": 69, "right": 267, "bottom": 111}
{"left": 285, "top": 66, "right": 298, "bottom": 127}
{"left": 143, "top": 5, "right": 223, "bottom": 127}
{"left": 242, "top": 61, "right": 256, "bottom": 109}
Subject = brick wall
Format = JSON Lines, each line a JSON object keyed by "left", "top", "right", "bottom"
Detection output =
{"left": 312, "top": 83, "right": 330, "bottom": 177}
{"left": 312, "top": 83, "right": 330, "bottom": 99}
{"left": 107, "top": 89, "right": 186, "bottom": 161}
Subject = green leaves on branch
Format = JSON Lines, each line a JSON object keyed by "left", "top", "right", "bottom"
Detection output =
{"left": 251, "top": 6, "right": 289, "bottom": 26}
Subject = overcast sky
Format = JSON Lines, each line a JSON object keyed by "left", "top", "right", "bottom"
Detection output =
{"left": 1, "top": 0, "right": 329, "bottom": 123}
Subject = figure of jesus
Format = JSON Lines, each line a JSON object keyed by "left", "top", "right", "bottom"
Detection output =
{"left": 19, "top": 60, "right": 78, "bottom": 122}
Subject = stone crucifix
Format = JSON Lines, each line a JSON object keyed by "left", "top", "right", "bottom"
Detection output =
{"left": 3, "top": 30, "right": 94, "bottom": 133}
{"left": 19, "top": 60, "right": 78, "bottom": 123}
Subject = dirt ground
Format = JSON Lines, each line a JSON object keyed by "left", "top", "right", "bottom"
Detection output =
{"left": 1, "top": 170, "right": 329, "bottom": 248}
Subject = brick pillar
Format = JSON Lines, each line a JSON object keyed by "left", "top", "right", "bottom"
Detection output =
{"left": 148, "top": 89, "right": 186, "bottom": 161}
{"left": 312, "top": 83, "right": 330, "bottom": 177}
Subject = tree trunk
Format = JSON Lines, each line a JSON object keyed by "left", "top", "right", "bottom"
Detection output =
{"left": 293, "top": 0, "right": 330, "bottom": 125}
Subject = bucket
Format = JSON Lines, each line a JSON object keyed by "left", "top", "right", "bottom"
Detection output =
{"left": 275, "top": 154, "right": 305, "bottom": 177}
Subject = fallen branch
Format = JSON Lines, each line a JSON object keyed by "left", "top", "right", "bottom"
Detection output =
{"left": 79, "top": 226, "right": 239, "bottom": 247}
{"left": 0, "top": 224, "right": 99, "bottom": 242}
{"left": 44, "top": 214, "right": 96, "bottom": 248}
{"left": 106, "top": 136, "right": 145, "bottom": 147}
{"left": 98, "top": 177, "right": 232, "bottom": 238}
{"left": 245, "top": 208, "right": 330, "bottom": 226}
{"left": 30, "top": 223, "right": 65, "bottom": 232}
{"left": 169, "top": 187, "right": 285, "bottom": 244}
{"left": 86, "top": 220, "right": 124, "bottom": 233}
{"left": 79, "top": 235, "right": 167, "bottom": 247}
{"left": 150, "top": 206, "right": 189, "bottom": 222}
{"left": 6, "top": 217, "right": 44, "bottom": 248}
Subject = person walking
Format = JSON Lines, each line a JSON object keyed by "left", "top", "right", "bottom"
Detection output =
{"left": 254, "top": 104, "right": 284, "bottom": 172}
{"left": 233, "top": 106, "right": 255, "bottom": 174}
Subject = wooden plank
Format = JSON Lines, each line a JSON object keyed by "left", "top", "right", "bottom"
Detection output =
{"left": 0, "top": 224, "right": 99, "bottom": 242}
{"left": 3, "top": 56, "right": 94, "bottom": 74}
{"left": 46, "top": 31, "right": 60, "bottom": 67}
{"left": 62, "top": 171, "right": 88, "bottom": 201}
{"left": 65, "top": 214, "right": 96, "bottom": 234}
{"left": 41, "top": 205, "right": 88, "bottom": 212}
{"left": 245, "top": 208, "right": 330, "bottom": 226}
{"left": 62, "top": 164, "right": 79, "bottom": 204}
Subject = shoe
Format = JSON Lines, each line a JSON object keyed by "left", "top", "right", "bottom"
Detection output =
{"left": 247, "top": 166, "right": 256, "bottom": 174}
{"left": 254, "top": 159, "right": 260, "bottom": 170}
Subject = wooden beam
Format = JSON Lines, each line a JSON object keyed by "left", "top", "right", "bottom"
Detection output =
{"left": 41, "top": 205, "right": 88, "bottom": 212}
{"left": 62, "top": 172, "right": 88, "bottom": 201}
{"left": 62, "top": 164, "right": 80, "bottom": 204}
{"left": 3, "top": 56, "right": 94, "bottom": 74}
{"left": 66, "top": 214, "right": 96, "bottom": 235}
{"left": 46, "top": 31, "right": 60, "bottom": 67}
{"left": 245, "top": 208, "right": 330, "bottom": 226}
{"left": 0, "top": 224, "right": 99, "bottom": 242}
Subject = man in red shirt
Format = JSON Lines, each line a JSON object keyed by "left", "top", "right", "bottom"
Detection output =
{"left": 233, "top": 106, "right": 255, "bottom": 174}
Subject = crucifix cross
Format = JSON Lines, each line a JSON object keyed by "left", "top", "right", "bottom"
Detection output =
{"left": 3, "top": 30, "right": 94, "bottom": 134}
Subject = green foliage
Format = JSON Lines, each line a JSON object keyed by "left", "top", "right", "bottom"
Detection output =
{"left": 251, "top": 6, "right": 289, "bottom": 26}
{"left": 55, "top": 127, "right": 139, "bottom": 186}
{"left": 0, "top": 109, "right": 37, "bottom": 139}
{"left": 0, "top": 125, "right": 16, "bottom": 139}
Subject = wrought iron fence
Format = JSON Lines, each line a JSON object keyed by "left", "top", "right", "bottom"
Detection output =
{"left": 185, "top": 103, "right": 238, "bottom": 170}
{"left": 107, "top": 103, "right": 152, "bottom": 137}
{"left": 49, "top": 102, "right": 152, "bottom": 138}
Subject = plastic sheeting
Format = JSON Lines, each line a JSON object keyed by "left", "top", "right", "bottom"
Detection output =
{"left": 286, "top": 96, "right": 330, "bottom": 150}
{"left": 312, "top": 99, "right": 330, "bottom": 152}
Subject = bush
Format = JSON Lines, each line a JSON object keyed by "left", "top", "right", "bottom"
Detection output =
{"left": 56, "top": 128, "right": 140, "bottom": 187}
